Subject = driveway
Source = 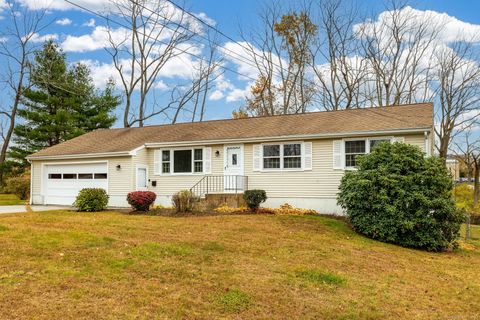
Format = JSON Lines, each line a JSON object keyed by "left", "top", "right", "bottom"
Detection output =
{"left": 0, "top": 205, "right": 72, "bottom": 214}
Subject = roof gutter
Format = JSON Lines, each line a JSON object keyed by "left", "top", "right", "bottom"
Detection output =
{"left": 144, "top": 127, "right": 433, "bottom": 148}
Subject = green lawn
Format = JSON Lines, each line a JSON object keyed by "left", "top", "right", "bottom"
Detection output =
{"left": 0, "top": 194, "right": 26, "bottom": 205}
{"left": 0, "top": 211, "right": 479, "bottom": 319}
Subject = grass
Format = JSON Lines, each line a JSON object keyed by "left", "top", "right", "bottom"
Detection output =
{"left": 0, "top": 211, "right": 480, "bottom": 319}
{"left": 0, "top": 194, "right": 25, "bottom": 205}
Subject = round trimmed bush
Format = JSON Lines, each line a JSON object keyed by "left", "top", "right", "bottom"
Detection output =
{"left": 74, "top": 188, "right": 109, "bottom": 212}
{"left": 243, "top": 189, "right": 267, "bottom": 211}
{"left": 127, "top": 191, "right": 156, "bottom": 211}
{"left": 337, "top": 142, "right": 465, "bottom": 251}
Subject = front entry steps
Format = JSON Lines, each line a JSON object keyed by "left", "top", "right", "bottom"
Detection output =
{"left": 202, "top": 193, "right": 246, "bottom": 209}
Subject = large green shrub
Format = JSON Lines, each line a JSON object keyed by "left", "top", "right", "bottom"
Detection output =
{"left": 337, "top": 142, "right": 464, "bottom": 251}
{"left": 74, "top": 188, "right": 109, "bottom": 212}
{"left": 243, "top": 189, "right": 267, "bottom": 211}
{"left": 172, "top": 190, "right": 199, "bottom": 213}
{"left": 3, "top": 173, "right": 30, "bottom": 200}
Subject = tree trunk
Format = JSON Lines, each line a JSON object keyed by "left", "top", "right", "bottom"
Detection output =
{"left": 474, "top": 162, "right": 479, "bottom": 209}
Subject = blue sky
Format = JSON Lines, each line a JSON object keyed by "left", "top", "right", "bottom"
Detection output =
{"left": 1, "top": 0, "right": 480, "bottom": 128}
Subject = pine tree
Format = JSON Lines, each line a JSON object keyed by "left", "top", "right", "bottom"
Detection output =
{"left": 11, "top": 41, "right": 119, "bottom": 165}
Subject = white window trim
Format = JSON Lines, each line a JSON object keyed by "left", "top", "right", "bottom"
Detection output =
{"left": 260, "top": 141, "right": 304, "bottom": 172}
{"left": 154, "top": 147, "right": 206, "bottom": 176}
{"left": 343, "top": 136, "right": 393, "bottom": 170}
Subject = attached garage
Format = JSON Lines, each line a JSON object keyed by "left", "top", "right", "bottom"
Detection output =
{"left": 43, "top": 162, "right": 108, "bottom": 205}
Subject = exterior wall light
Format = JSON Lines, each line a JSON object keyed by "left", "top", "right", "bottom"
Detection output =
{"left": 116, "top": 164, "right": 121, "bottom": 170}
{"left": 215, "top": 150, "right": 220, "bottom": 157}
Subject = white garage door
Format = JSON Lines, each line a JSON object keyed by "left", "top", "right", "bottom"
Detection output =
{"left": 45, "top": 163, "right": 108, "bottom": 205}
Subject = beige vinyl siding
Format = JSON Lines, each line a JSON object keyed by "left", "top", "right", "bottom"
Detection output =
{"left": 245, "top": 140, "right": 344, "bottom": 198}
{"left": 146, "top": 144, "right": 223, "bottom": 196}
{"left": 404, "top": 134, "right": 427, "bottom": 151}
{"left": 244, "top": 133, "right": 428, "bottom": 199}
{"left": 31, "top": 156, "right": 134, "bottom": 200}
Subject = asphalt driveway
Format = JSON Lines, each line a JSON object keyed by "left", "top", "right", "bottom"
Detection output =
{"left": 0, "top": 205, "right": 72, "bottom": 214}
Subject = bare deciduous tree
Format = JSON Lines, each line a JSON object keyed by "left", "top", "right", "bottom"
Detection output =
{"left": 241, "top": 3, "right": 317, "bottom": 116}
{"left": 356, "top": 0, "right": 440, "bottom": 107}
{"left": 433, "top": 41, "right": 480, "bottom": 161}
{"left": 106, "top": 0, "right": 193, "bottom": 127}
{"left": 0, "top": 2, "right": 49, "bottom": 183}
{"left": 310, "top": 0, "right": 366, "bottom": 110}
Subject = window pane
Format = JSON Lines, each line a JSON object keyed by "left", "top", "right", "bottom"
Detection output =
{"left": 346, "top": 154, "right": 360, "bottom": 167}
{"left": 345, "top": 140, "right": 366, "bottom": 154}
{"left": 78, "top": 173, "right": 93, "bottom": 179}
{"left": 194, "top": 161, "right": 203, "bottom": 173}
{"left": 94, "top": 173, "right": 107, "bottom": 179}
{"left": 162, "top": 163, "right": 170, "bottom": 173}
{"left": 232, "top": 154, "right": 237, "bottom": 165}
{"left": 194, "top": 149, "right": 203, "bottom": 160}
{"left": 284, "top": 144, "right": 301, "bottom": 156}
{"left": 264, "top": 158, "right": 280, "bottom": 169}
{"left": 174, "top": 150, "right": 192, "bottom": 173}
{"left": 263, "top": 145, "right": 280, "bottom": 157}
{"left": 48, "top": 173, "right": 61, "bottom": 179}
{"left": 284, "top": 157, "right": 301, "bottom": 168}
{"left": 162, "top": 150, "right": 170, "bottom": 161}
{"left": 370, "top": 139, "right": 390, "bottom": 150}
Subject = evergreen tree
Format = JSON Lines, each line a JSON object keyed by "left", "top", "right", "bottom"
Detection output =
{"left": 11, "top": 41, "right": 119, "bottom": 165}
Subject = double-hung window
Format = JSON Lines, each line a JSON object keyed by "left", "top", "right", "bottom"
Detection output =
{"left": 344, "top": 138, "right": 392, "bottom": 168}
{"left": 263, "top": 143, "right": 302, "bottom": 170}
{"left": 159, "top": 148, "right": 204, "bottom": 174}
{"left": 345, "top": 140, "right": 366, "bottom": 168}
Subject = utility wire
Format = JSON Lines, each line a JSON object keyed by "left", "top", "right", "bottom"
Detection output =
{"left": 125, "top": 0, "right": 281, "bottom": 80}
{"left": 62, "top": 0, "right": 258, "bottom": 82}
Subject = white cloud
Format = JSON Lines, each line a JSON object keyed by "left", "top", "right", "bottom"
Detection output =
{"left": 55, "top": 17, "right": 72, "bottom": 25}
{"left": 154, "top": 80, "right": 168, "bottom": 91}
{"left": 226, "top": 86, "right": 251, "bottom": 102}
{"left": 17, "top": 0, "right": 111, "bottom": 11}
{"left": 83, "top": 18, "right": 95, "bottom": 27}
{"left": 194, "top": 12, "right": 216, "bottom": 26}
{"left": 208, "top": 90, "right": 224, "bottom": 101}
{"left": 62, "top": 26, "right": 129, "bottom": 52}
{"left": 355, "top": 6, "right": 480, "bottom": 44}
{"left": 79, "top": 59, "right": 119, "bottom": 89}
{"left": 27, "top": 33, "right": 58, "bottom": 43}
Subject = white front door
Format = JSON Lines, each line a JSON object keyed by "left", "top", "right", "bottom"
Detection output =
{"left": 136, "top": 166, "right": 148, "bottom": 191}
{"left": 223, "top": 145, "right": 244, "bottom": 191}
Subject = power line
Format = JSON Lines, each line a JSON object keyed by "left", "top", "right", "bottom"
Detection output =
{"left": 62, "top": 0, "right": 258, "bottom": 82}
{"left": 163, "top": 0, "right": 321, "bottom": 89}
{"left": 123, "top": 0, "right": 268, "bottom": 80}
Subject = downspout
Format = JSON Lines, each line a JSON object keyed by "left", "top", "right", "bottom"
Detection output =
{"left": 28, "top": 159, "right": 33, "bottom": 205}
{"left": 424, "top": 131, "right": 430, "bottom": 157}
